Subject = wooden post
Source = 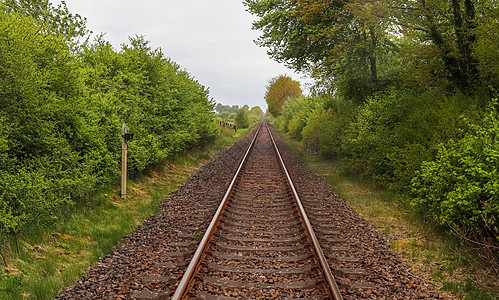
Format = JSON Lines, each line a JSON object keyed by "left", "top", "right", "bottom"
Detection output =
{"left": 121, "top": 123, "right": 127, "bottom": 199}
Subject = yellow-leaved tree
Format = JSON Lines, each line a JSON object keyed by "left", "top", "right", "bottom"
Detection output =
{"left": 265, "top": 75, "right": 302, "bottom": 117}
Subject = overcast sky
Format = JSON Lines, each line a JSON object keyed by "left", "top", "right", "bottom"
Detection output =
{"left": 55, "top": 0, "right": 310, "bottom": 110}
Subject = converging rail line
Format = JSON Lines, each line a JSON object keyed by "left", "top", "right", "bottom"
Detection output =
{"left": 171, "top": 121, "right": 342, "bottom": 299}
{"left": 58, "top": 121, "right": 443, "bottom": 300}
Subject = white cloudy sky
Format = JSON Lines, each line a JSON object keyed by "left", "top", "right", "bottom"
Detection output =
{"left": 55, "top": 0, "right": 311, "bottom": 110}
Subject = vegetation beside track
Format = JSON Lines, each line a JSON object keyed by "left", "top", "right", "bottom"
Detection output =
{"left": 284, "top": 137, "right": 498, "bottom": 300}
{"left": 247, "top": 0, "right": 499, "bottom": 267}
{"left": 0, "top": 128, "right": 250, "bottom": 300}
{"left": 0, "top": 1, "right": 219, "bottom": 246}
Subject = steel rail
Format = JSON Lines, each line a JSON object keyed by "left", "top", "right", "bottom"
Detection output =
{"left": 171, "top": 121, "right": 264, "bottom": 300}
{"left": 265, "top": 122, "right": 343, "bottom": 300}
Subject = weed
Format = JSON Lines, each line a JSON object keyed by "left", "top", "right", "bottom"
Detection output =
{"left": 192, "top": 232, "right": 205, "bottom": 241}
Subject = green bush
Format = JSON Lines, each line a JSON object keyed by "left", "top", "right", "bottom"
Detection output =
{"left": 276, "top": 96, "right": 308, "bottom": 133}
{"left": 288, "top": 101, "right": 313, "bottom": 140}
{"left": 411, "top": 101, "right": 499, "bottom": 239}
{"left": 343, "top": 88, "right": 474, "bottom": 189}
{"left": 235, "top": 109, "right": 249, "bottom": 128}
{"left": 276, "top": 96, "right": 318, "bottom": 141}
{"left": 301, "top": 96, "right": 356, "bottom": 157}
{"left": 0, "top": 11, "right": 218, "bottom": 238}
{"left": 81, "top": 36, "right": 217, "bottom": 175}
{"left": 0, "top": 12, "right": 109, "bottom": 236}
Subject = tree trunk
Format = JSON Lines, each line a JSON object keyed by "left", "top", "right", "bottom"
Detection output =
{"left": 421, "top": 0, "right": 467, "bottom": 92}
{"left": 369, "top": 27, "right": 378, "bottom": 82}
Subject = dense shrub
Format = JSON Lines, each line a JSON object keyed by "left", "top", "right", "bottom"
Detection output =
{"left": 301, "top": 96, "right": 356, "bottom": 157}
{"left": 276, "top": 96, "right": 315, "bottom": 136}
{"left": 0, "top": 12, "right": 217, "bottom": 238}
{"left": 81, "top": 36, "right": 217, "bottom": 175}
{"left": 411, "top": 101, "right": 499, "bottom": 239}
{"left": 235, "top": 109, "right": 249, "bottom": 128}
{"left": 343, "top": 88, "right": 475, "bottom": 189}
{"left": 0, "top": 12, "right": 112, "bottom": 236}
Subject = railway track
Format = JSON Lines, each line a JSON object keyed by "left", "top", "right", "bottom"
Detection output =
{"left": 58, "top": 121, "right": 442, "bottom": 299}
{"left": 170, "top": 121, "right": 342, "bottom": 299}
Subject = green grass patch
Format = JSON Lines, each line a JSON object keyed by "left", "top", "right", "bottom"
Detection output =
{"left": 0, "top": 129, "right": 247, "bottom": 300}
{"left": 192, "top": 232, "right": 205, "bottom": 241}
{"left": 284, "top": 138, "right": 498, "bottom": 300}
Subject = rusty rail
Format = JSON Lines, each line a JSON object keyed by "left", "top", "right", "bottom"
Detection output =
{"left": 171, "top": 122, "right": 263, "bottom": 300}
{"left": 171, "top": 120, "right": 342, "bottom": 299}
{"left": 265, "top": 122, "right": 343, "bottom": 300}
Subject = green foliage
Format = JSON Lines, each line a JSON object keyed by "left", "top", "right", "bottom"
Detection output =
{"left": 247, "top": 0, "right": 499, "bottom": 259}
{"left": 235, "top": 109, "right": 249, "bottom": 129}
{"left": 276, "top": 96, "right": 308, "bottom": 133}
{"left": 344, "top": 88, "right": 474, "bottom": 189}
{"left": 249, "top": 106, "right": 264, "bottom": 117}
{"left": 0, "top": 11, "right": 108, "bottom": 237}
{"left": 80, "top": 35, "right": 217, "bottom": 175}
{"left": 246, "top": 0, "right": 499, "bottom": 99}
{"left": 301, "top": 96, "right": 356, "bottom": 157}
{"left": 474, "top": 1, "right": 499, "bottom": 92}
{"left": 2, "top": 0, "right": 91, "bottom": 47}
{"left": 286, "top": 98, "right": 316, "bottom": 140}
{"left": 0, "top": 10, "right": 217, "bottom": 239}
{"left": 411, "top": 101, "right": 499, "bottom": 239}
{"left": 265, "top": 75, "right": 302, "bottom": 117}
{"left": 215, "top": 103, "right": 239, "bottom": 121}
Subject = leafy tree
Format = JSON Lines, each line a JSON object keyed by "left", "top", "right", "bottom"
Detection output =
{"left": 81, "top": 35, "right": 217, "bottom": 175}
{"left": 0, "top": 8, "right": 218, "bottom": 238}
{"left": 235, "top": 109, "right": 249, "bottom": 128}
{"left": 249, "top": 106, "right": 264, "bottom": 117}
{"left": 246, "top": 0, "right": 499, "bottom": 98}
{"left": 412, "top": 101, "right": 499, "bottom": 240}
{"left": 265, "top": 75, "right": 302, "bottom": 117}
{"left": 301, "top": 96, "right": 356, "bottom": 157}
{"left": 215, "top": 103, "right": 239, "bottom": 114}
{"left": 246, "top": 0, "right": 499, "bottom": 248}
{"left": 244, "top": 0, "right": 394, "bottom": 101}
{"left": 0, "top": 10, "right": 108, "bottom": 237}
{"left": 215, "top": 103, "right": 240, "bottom": 121}
{"left": 367, "top": 0, "right": 498, "bottom": 94}
{"left": 2, "top": 0, "right": 91, "bottom": 47}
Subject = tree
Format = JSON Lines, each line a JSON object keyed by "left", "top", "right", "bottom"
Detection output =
{"left": 361, "top": 0, "right": 497, "bottom": 94}
{"left": 249, "top": 106, "right": 264, "bottom": 117}
{"left": 235, "top": 109, "right": 249, "bottom": 128}
{"left": 2, "top": 0, "right": 91, "bottom": 47}
{"left": 0, "top": 9, "right": 105, "bottom": 237}
{"left": 244, "top": 0, "right": 390, "bottom": 100}
{"left": 265, "top": 75, "right": 302, "bottom": 117}
{"left": 245, "top": 0, "right": 499, "bottom": 98}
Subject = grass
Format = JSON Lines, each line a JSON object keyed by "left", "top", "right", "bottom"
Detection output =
{"left": 285, "top": 139, "right": 498, "bottom": 300}
{"left": 0, "top": 127, "right": 251, "bottom": 300}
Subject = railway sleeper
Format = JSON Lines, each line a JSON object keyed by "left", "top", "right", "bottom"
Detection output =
{"left": 214, "top": 242, "right": 306, "bottom": 253}
{"left": 202, "top": 276, "right": 317, "bottom": 290}
{"left": 196, "top": 291, "right": 322, "bottom": 300}
{"left": 215, "top": 233, "right": 305, "bottom": 243}
{"left": 219, "top": 226, "right": 301, "bottom": 236}
{"left": 210, "top": 251, "right": 311, "bottom": 263}
{"left": 221, "top": 219, "right": 302, "bottom": 228}
{"left": 222, "top": 213, "right": 301, "bottom": 223}
{"left": 226, "top": 208, "right": 297, "bottom": 217}
{"left": 207, "top": 262, "right": 312, "bottom": 274}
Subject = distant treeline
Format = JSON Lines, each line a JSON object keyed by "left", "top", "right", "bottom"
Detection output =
{"left": 0, "top": 2, "right": 218, "bottom": 238}
{"left": 215, "top": 103, "right": 264, "bottom": 129}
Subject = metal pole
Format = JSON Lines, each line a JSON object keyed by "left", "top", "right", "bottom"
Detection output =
{"left": 121, "top": 123, "right": 127, "bottom": 199}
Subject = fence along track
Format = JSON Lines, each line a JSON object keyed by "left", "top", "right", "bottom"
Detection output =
{"left": 172, "top": 121, "right": 342, "bottom": 299}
